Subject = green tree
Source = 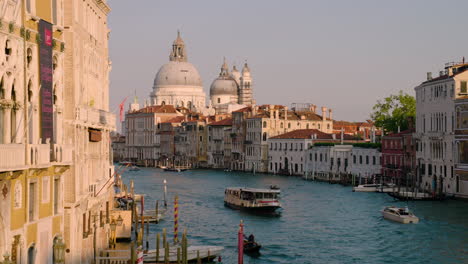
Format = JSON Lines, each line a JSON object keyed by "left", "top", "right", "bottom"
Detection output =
{"left": 371, "top": 91, "right": 416, "bottom": 134}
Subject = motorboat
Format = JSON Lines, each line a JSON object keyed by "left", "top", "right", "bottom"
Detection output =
{"left": 376, "top": 183, "right": 397, "bottom": 193}
{"left": 143, "top": 245, "right": 223, "bottom": 262}
{"left": 381, "top": 206, "right": 419, "bottom": 224}
{"left": 352, "top": 184, "right": 381, "bottom": 192}
{"left": 224, "top": 187, "right": 281, "bottom": 213}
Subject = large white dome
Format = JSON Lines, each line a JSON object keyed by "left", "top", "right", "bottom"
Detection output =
{"left": 154, "top": 61, "right": 202, "bottom": 87}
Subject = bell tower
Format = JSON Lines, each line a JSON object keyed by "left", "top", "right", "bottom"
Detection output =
{"left": 239, "top": 62, "right": 253, "bottom": 105}
{"left": 169, "top": 30, "right": 187, "bottom": 62}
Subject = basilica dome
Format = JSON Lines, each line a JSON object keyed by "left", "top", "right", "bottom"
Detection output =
{"left": 149, "top": 31, "right": 206, "bottom": 110}
{"left": 154, "top": 61, "right": 202, "bottom": 87}
{"left": 210, "top": 77, "right": 238, "bottom": 96}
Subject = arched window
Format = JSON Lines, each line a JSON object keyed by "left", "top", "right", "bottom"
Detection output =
{"left": 263, "top": 121, "right": 267, "bottom": 128}
{"left": 11, "top": 83, "right": 17, "bottom": 143}
{"left": 28, "top": 244, "right": 36, "bottom": 264}
{"left": 262, "top": 132, "right": 267, "bottom": 141}
{"left": 306, "top": 124, "right": 309, "bottom": 129}
{"left": 161, "top": 101, "right": 166, "bottom": 106}
{"left": 53, "top": 55, "right": 58, "bottom": 71}
{"left": 280, "top": 122, "right": 283, "bottom": 128}
{"left": 288, "top": 122, "right": 291, "bottom": 129}
{"left": 27, "top": 48, "right": 33, "bottom": 67}
{"left": 318, "top": 124, "right": 321, "bottom": 129}
{"left": 217, "top": 98, "right": 220, "bottom": 104}
{"left": 5, "top": 40, "right": 12, "bottom": 61}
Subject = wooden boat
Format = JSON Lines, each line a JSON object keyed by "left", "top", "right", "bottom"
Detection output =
{"left": 381, "top": 206, "right": 419, "bottom": 224}
{"left": 387, "top": 190, "right": 445, "bottom": 201}
{"left": 138, "top": 209, "right": 166, "bottom": 223}
{"left": 143, "top": 245, "right": 223, "bottom": 262}
{"left": 244, "top": 240, "right": 261, "bottom": 253}
{"left": 224, "top": 187, "right": 281, "bottom": 213}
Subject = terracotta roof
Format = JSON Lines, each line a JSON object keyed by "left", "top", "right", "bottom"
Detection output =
{"left": 133, "top": 105, "right": 179, "bottom": 114}
{"left": 270, "top": 129, "right": 331, "bottom": 139}
{"left": 422, "top": 65, "right": 468, "bottom": 84}
{"left": 232, "top": 106, "right": 252, "bottom": 113}
{"left": 208, "top": 118, "right": 232, "bottom": 126}
{"left": 383, "top": 129, "right": 414, "bottom": 138}
{"left": 163, "top": 116, "right": 185, "bottom": 124}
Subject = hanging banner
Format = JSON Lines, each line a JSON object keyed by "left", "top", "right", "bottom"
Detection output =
{"left": 39, "top": 20, "right": 54, "bottom": 143}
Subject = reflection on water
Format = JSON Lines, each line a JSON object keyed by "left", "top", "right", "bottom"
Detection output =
{"left": 122, "top": 168, "right": 468, "bottom": 264}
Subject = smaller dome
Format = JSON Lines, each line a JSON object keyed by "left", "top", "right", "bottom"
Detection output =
{"left": 210, "top": 77, "right": 238, "bottom": 96}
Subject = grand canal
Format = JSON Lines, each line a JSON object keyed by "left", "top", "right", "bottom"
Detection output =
{"left": 121, "top": 168, "right": 468, "bottom": 264}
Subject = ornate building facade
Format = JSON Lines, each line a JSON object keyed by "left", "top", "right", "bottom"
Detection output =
{"left": 0, "top": 0, "right": 71, "bottom": 262}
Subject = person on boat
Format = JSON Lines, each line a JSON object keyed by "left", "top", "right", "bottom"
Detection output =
{"left": 248, "top": 234, "right": 255, "bottom": 243}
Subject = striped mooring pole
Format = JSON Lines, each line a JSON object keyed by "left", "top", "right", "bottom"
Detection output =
{"left": 238, "top": 220, "right": 244, "bottom": 264}
{"left": 174, "top": 194, "right": 179, "bottom": 243}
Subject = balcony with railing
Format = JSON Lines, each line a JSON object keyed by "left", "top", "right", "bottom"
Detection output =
{"left": 0, "top": 144, "right": 26, "bottom": 171}
{"left": 51, "top": 144, "right": 73, "bottom": 165}
{"left": 76, "top": 106, "right": 116, "bottom": 130}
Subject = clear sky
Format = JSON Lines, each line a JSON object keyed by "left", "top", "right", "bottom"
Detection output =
{"left": 108, "top": 0, "right": 468, "bottom": 122}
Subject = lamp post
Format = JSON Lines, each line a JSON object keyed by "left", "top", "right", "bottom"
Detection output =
{"left": 2, "top": 252, "right": 12, "bottom": 264}
{"left": 110, "top": 219, "right": 117, "bottom": 248}
{"left": 53, "top": 236, "right": 65, "bottom": 264}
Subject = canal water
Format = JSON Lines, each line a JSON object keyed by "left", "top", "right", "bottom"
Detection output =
{"left": 121, "top": 168, "right": 468, "bottom": 264}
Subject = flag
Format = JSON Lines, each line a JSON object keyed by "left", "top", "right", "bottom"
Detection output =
{"left": 119, "top": 97, "right": 128, "bottom": 122}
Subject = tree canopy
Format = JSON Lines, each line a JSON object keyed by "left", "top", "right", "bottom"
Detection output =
{"left": 370, "top": 91, "right": 416, "bottom": 134}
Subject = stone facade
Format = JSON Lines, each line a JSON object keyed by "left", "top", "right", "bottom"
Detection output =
{"left": 414, "top": 62, "right": 468, "bottom": 197}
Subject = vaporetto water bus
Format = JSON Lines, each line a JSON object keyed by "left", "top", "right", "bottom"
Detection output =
{"left": 224, "top": 187, "right": 281, "bottom": 213}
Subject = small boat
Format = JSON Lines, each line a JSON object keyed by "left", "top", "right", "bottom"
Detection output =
{"left": 163, "top": 167, "right": 187, "bottom": 172}
{"left": 224, "top": 187, "right": 281, "bottom": 213}
{"left": 269, "top": 185, "right": 280, "bottom": 190}
{"left": 143, "top": 245, "right": 223, "bottom": 262}
{"left": 244, "top": 240, "right": 261, "bottom": 253}
{"left": 352, "top": 184, "right": 381, "bottom": 192}
{"left": 129, "top": 166, "right": 140, "bottom": 171}
{"left": 381, "top": 206, "right": 419, "bottom": 224}
{"left": 376, "top": 183, "right": 397, "bottom": 193}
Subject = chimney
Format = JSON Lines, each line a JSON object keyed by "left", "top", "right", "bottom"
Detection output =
{"left": 269, "top": 105, "right": 274, "bottom": 120}
{"left": 328, "top": 109, "right": 333, "bottom": 121}
{"left": 371, "top": 126, "right": 376, "bottom": 143}
{"left": 284, "top": 106, "right": 288, "bottom": 120}
{"left": 252, "top": 104, "right": 257, "bottom": 116}
{"left": 448, "top": 67, "right": 454, "bottom": 77}
{"left": 427, "top": 72, "right": 432, "bottom": 81}
{"left": 332, "top": 133, "right": 336, "bottom": 140}
{"left": 311, "top": 104, "right": 317, "bottom": 113}
{"left": 321, "top": 107, "right": 327, "bottom": 121}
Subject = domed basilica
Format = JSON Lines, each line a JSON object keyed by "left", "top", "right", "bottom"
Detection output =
{"left": 149, "top": 32, "right": 254, "bottom": 114}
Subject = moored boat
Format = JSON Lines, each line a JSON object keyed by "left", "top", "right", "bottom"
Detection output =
{"left": 352, "top": 184, "right": 381, "bottom": 192}
{"left": 224, "top": 187, "right": 281, "bottom": 213}
{"left": 143, "top": 245, "right": 223, "bottom": 262}
{"left": 381, "top": 206, "right": 419, "bottom": 224}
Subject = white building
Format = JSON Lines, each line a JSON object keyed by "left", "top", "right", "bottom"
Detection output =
{"left": 305, "top": 143, "right": 381, "bottom": 182}
{"left": 414, "top": 62, "right": 468, "bottom": 197}
{"left": 454, "top": 98, "right": 468, "bottom": 198}
{"left": 150, "top": 32, "right": 206, "bottom": 112}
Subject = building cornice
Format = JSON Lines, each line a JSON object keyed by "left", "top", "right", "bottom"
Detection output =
{"left": 94, "top": 0, "right": 111, "bottom": 15}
